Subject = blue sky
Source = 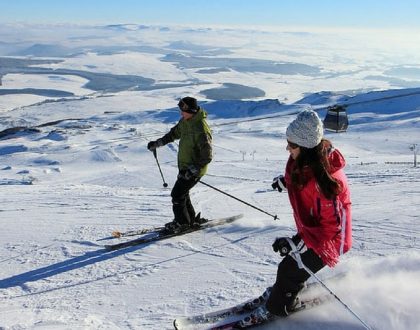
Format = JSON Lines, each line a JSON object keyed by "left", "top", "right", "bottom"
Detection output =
{"left": 1, "top": 0, "right": 420, "bottom": 28}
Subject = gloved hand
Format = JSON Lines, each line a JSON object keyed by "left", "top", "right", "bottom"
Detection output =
{"left": 272, "top": 234, "right": 304, "bottom": 256}
{"left": 272, "top": 175, "right": 286, "bottom": 192}
{"left": 272, "top": 237, "right": 292, "bottom": 256}
{"left": 147, "top": 139, "right": 163, "bottom": 151}
{"left": 178, "top": 165, "right": 199, "bottom": 180}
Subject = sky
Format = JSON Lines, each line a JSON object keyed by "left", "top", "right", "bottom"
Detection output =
{"left": 1, "top": 0, "right": 420, "bottom": 29}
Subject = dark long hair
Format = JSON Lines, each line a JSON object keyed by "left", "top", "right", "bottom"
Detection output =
{"left": 291, "top": 139, "right": 342, "bottom": 199}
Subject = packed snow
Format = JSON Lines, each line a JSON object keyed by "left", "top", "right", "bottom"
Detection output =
{"left": 0, "top": 23, "right": 419, "bottom": 330}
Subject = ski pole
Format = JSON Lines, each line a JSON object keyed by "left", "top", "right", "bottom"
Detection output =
{"left": 152, "top": 149, "right": 168, "bottom": 188}
{"left": 199, "top": 180, "right": 278, "bottom": 220}
{"left": 289, "top": 252, "right": 372, "bottom": 330}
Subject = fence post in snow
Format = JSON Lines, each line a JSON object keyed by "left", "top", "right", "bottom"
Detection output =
{"left": 250, "top": 150, "right": 256, "bottom": 160}
{"left": 410, "top": 144, "right": 418, "bottom": 167}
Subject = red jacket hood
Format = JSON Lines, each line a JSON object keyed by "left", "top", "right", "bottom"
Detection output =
{"left": 328, "top": 147, "right": 346, "bottom": 174}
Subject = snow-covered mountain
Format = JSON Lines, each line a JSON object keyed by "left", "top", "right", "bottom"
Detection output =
{"left": 0, "top": 23, "right": 419, "bottom": 330}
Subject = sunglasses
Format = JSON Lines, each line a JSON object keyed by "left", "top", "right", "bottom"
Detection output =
{"left": 287, "top": 140, "right": 300, "bottom": 149}
{"left": 178, "top": 99, "right": 188, "bottom": 111}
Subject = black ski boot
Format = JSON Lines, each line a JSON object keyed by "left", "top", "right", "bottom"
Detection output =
{"left": 163, "top": 221, "right": 190, "bottom": 234}
{"left": 191, "top": 212, "right": 208, "bottom": 228}
{"left": 284, "top": 296, "right": 300, "bottom": 315}
{"left": 243, "top": 287, "right": 272, "bottom": 311}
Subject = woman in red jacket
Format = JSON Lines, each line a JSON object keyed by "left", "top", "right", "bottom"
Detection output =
{"left": 263, "top": 109, "right": 352, "bottom": 318}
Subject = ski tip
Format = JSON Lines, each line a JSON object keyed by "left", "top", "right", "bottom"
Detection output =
{"left": 96, "top": 236, "right": 114, "bottom": 241}
{"left": 112, "top": 231, "right": 122, "bottom": 238}
{"left": 225, "top": 213, "right": 244, "bottom": 222}
{"left": 173, "top": 319, "right": 179, "bottom": 330}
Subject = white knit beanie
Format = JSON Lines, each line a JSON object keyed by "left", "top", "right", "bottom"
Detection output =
{"left": 286, "top": 109, "right": 323, "bottom": 148}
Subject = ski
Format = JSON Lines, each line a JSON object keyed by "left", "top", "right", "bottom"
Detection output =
{"left": 174, "top": 293, "right": 333, "bottom": 330}
{"left": 174, "top": 289, "right": 271, "bottom": 326}
{"left": 111, "top": 226, "right": 165, "bottom": 238}
{"left": 104, "top": 214, "right": 243, "bottom": 251}
{"left": 173, "top": 275, "right": 345, "bottom": 330}
{"left": 173, "top": 279, "right": 333, "bottom": 326}
{"left": 109, "top": 212, "right": 205, "bottom": 239}
{"left": 97, "top": 226, "right": 165, "bottom": 241}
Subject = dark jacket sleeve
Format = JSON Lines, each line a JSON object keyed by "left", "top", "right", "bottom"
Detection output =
{"left": 196, "top": 129, "right": 212, "bottom": 169}
{"left": 159, "top": 121, "right": 181, "bottom": 145}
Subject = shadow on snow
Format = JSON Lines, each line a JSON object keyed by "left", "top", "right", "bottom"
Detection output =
{"left": 0, "top": 229, "right": 275, "bottom": 295}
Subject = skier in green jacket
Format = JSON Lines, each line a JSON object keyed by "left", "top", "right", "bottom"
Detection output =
{"left": 147, "top": 97, "right": 212, "bottom": 233}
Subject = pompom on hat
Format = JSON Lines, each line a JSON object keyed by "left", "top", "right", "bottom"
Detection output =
{"left": 286, "top": 109, "right": 324, "bottom": 148}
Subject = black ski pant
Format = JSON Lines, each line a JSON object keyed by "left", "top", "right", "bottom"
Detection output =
{"left": 171, "top": 176, "right": 199, "bottom": 226}
{"left": 266, "top": 248, "right": 325, "bottom": 316}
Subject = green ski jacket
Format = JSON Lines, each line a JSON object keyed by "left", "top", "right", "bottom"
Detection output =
{"left": 160, "top": 108, "right": 212, "bottom": 177}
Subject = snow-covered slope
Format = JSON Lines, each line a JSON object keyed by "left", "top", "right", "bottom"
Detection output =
{"left": 0, "top": 23, "right": 419, "bottom": 330}
{"left": 1, "top": 86, "right": 419, "bottom": 330}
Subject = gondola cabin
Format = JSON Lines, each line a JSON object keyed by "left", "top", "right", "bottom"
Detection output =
{"left": 323, "top": 105, "right": 349, "bottom": 132}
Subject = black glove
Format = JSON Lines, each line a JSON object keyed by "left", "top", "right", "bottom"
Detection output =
{"left": 272, "top": 175, "right": 286, "bottom": 192}
{"left": 147, "top": 139, "right": 163, "bottom": 151}
{"left": 272, "top": 234, "right": 304, "bottom": 256}
{"left": 178, "top": 165, "right": 199, "bottom": 180}
{"left": 272, "top": 237, "right": 292, "bottom": 256}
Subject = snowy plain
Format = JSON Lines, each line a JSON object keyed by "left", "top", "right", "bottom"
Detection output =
{"left": 0, "top": 23, "right": 419, "bottom": 330}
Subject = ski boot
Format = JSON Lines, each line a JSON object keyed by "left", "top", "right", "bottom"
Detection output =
{"left": 190, "top": 212, "right": 208, "bottom": 228}
{"left": 163, "top": 221, "right": 190, "bottom": 234}
{"left": 243, "top": 287, "right": 272, "bottom": 311}
{"left": 284, "top": 296, "right": 300, "bottom": 315}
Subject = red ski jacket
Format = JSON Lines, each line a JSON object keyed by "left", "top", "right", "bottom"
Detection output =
{"left": 284, "top": 146, "right": 352, "bottom": 267}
